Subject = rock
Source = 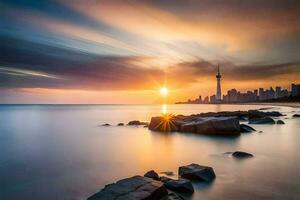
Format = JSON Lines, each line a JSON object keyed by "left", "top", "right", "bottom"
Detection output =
{"left": 144, "top": 170, "right": 160, "bottom": 180}
{"left": 293, "top": 114, "right": 300, "bottom": 118}
{"left": 87, "top": 175, "right": 168, "bottom": 200}
{"left": 168, "top": 193, "right": 184, "bottom": 200}
{"left": 248, "top": 110, "right": 283, "bottom": 119}
{"left": 240, "top": 124, "right": 256, "bottom": 133}
{"left": 160, "top": 176, "right": 194, "bottom": 193}
{"left": 178, "top": 163, "right": 215, "bottom": 182}
{"left": 160, "top": 171, "right": 175, "bottom": 176}
{"left": 232, "top": 151, "right": 253, "bottom": 159}
{"left": 148, "top": 115, "right": 179, "bottom": 132}
{"left": 276, "top": 120, "right": 285, "bottom": 124}
{"left": 117, "top": 123, "right": 124, "bottom": 126}
{"left": 127, "top": 120, "right": 148, "bottom": 126}
{"left": 149, "top": 115, "right": 240, "bottom": 135}
{"left": 195, "top": 117, "right": 240, "bottom": 135}
{"left": 248, "top": 117, "right": 275, "bottom": 124}
{"left": 102, "top": 123, "right": 111, "bottom": 126}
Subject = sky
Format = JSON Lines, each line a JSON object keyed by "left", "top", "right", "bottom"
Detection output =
{"left": 0, "top": 0, "right": 300, "bottom": 104}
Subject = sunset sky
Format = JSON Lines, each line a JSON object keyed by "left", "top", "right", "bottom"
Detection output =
{"left": 1, "top": 0, "right": 300, "bottom": 104}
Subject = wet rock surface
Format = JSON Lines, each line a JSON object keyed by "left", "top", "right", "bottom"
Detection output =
{"left": 178, "top": 163, "right": 216, "bottom": 182}
{"left": 149, "top": 115, "right": 240, "bottom": 135}
{"left": 87, "top": 175, "right": 168, "bottom": 200}
{"left": 240, "top": 124, "right": 256, "bottom": 133}
{"left": 248, "top": 117, "right": 275, "bottom": 124}
{"left": 127, "top": 120, "right": 149, "bottom": 126}
{"left": 160, "top": 176, "right": 194, "bottom": 193}
{"left": 232, "top": 151, "right": 254, "bottom": 159}
{"left": 144, "top": 170, "right": 160, "bottom": 180}
{"left": 276, "top": 120, "right": 285, "bottom": 124}
{"left": 167, "top": 193, "right": 184, "bottom": 200}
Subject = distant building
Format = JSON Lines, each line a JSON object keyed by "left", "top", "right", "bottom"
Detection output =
{"left": 291, "top": 83, "right": 300, "bottom": 97}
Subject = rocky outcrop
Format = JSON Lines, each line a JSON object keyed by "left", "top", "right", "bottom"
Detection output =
{"left": 248, "top": 117, "right": 275, "bottom": 124}
{"left": 102, "top": 123, "right": 111, "bottom": 126}
{"left": 232, "top": 151, "right": 253, "bottom": 159}
{"left": 149, "top": 115, "right": 240, "bottom": 135}
{"left": 144, "top": 170, "right": 160, "bottom": 180}
{"left": 178, "top": 163, "right": 216, "bottom": 182}
{"left": 127, "top": 120, "right": 148, "bottom": 126}
{"left": 293, "top": 114, "right": 300, "bottom": 118}
{"left": 117, "top": 123, "right": 124, "bottom": 126}
{"left": 276, "top": 120, "right": 285, "bottom": 124}
{"left": 87, "top": 175, "right": 168, "bottom": 200}
{"left": 160, "top": 176, "right": 194, "bottom": 193}
{"left": 240, "top": 124, "right": 256, "bottom": 133}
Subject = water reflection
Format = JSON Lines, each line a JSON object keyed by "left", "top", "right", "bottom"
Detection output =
{"left": 161, "top": 104, "right": 168, "bottom": 115}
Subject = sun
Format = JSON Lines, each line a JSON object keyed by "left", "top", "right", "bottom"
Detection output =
{"left": 160, "top": 87, "right": 169, "bottom": 96}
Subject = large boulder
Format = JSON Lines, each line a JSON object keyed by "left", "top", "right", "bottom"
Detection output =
{"left": 240, "top": 124, "right": 256, "bottom": 133}
{"left": 144, "top": 170, "right": 160, "bottom": 180}
{"left": 178, "top": 163, "right": 216, "bottom": 182}
{"left": 87, "top": 175, "right": 168, "bottom": 200}
{"left": 249, "top": 117, "right": 275, "bottom": 124}
{"left": 149, "top": 115, "right": 240, "bottom": 135}
{"left": 160, "top": 176, "right": 194, "bottom": 193}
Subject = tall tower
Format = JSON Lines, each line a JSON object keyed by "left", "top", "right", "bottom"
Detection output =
{"left": 216, "top": 64, "right": 222, "bottom": 102}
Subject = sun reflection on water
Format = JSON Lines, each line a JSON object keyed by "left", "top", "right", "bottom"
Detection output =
{"left": 161, "top": 104, "right": 167, "bottom": 115}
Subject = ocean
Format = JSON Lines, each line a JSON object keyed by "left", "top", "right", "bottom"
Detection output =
{"left": 0, "top": 104, "right": 300, "bottom": 200}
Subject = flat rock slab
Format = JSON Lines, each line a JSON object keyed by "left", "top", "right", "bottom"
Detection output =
{"left": 178, "top": 163, "right": 216, "bottom": 182}
{"left": 160, "top": 176, "right": 194, "bottom": 193}
{"left": 88, "top": 175, "right": 168, "bottom": 200}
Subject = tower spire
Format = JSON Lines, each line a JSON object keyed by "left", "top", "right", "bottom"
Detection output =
{"left": 216, "top": 64, "right": 222, "bottom": 103}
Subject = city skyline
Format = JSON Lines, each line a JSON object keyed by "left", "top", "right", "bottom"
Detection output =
{"left": 1, "top": 0, "right": 300, "bottom": 103}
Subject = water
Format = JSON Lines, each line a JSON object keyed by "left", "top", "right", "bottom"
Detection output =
{"left": 0, "top": 104, "right": 300, "bottom": 200}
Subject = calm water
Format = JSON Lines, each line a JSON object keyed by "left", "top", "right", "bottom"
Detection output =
{"left": 0, "top": 104, "right": 300, "bottom": 200}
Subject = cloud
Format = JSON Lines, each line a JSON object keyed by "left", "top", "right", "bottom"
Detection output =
{"left": 1, "top": 35, "right": 299, "bottom": 92}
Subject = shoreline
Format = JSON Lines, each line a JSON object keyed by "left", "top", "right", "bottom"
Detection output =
{"left": 239, "top": 102, "right": 300, "bottom": 108}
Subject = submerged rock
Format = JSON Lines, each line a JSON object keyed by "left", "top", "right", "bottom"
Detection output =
{"left": 232, "top": 151, "right": 253, "bottom": 159}
{"left": 102, "top": 123, "right": 111, "bottom": 126}
{"left": 127, "top": 120, "right": 148, "bottom": 126}
{"left": 248, "top": 117, "right": 275, "bottom": 124}
{"left": 87, "top": 175, "right": 168, "bottom": 200}
{"left": 178, "top": 163, "right": 216, "bottom": 182}
{"left": 293, "top": 114, "right": 300, "bottom": 118}
{"left": 240, "top": 124, "right": 256, "bottom": 133}
{"left": 117, "top": 123, "right": 124, "bottom": 126}
{"left": 276, "top": 120, "right": 285, "bottom": 124}
{"left": 144, "top": 170, "right": 160, "bottom": 180}
{"left": 160, "top": 176, "right": 194, "bottom": 193}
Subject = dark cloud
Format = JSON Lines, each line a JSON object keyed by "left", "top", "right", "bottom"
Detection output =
{"left": 1, "top": 35, "right": 299, "bottom": 91}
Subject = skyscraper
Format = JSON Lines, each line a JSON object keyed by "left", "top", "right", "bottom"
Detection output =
{"left": 216, "top": 64, "right": 222, "bottom": 102}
